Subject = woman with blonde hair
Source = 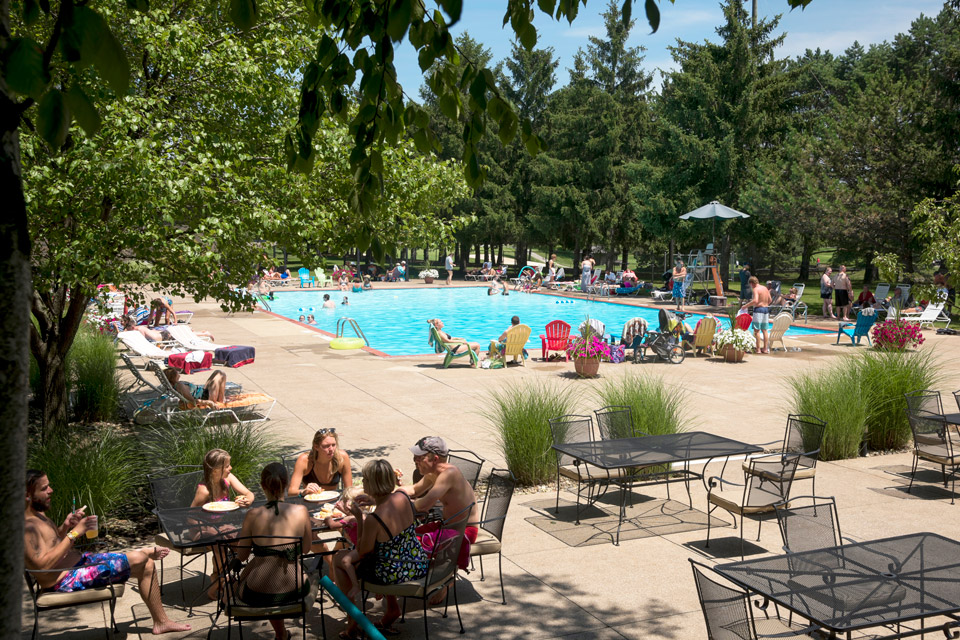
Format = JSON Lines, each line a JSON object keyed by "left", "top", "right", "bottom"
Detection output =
{"left": 287, "top": 428, "right": 353, "bottom": 497}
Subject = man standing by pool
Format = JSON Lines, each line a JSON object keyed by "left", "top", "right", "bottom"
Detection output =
{"left": 445, "top": 252, "right": 454, "bottom": 286}
{"left": 741, "top": 276, "right": 772, "bottom": 353}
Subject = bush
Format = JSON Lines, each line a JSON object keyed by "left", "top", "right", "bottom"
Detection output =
{"left": 484, "top": 381, "right": 580, "bottom": 486}
{"left": 788, "top": 350, "right": 941, "bottom": 459}
{"left": 70, "top": 327, "right": 120, "bottom": 422}
{"left": 28, "top": 426, "right": 144, "bottom": 523}
{"left": 139, "top": 419, "right": 283, "bottom": 489}
{"left": 872, "top": 319, "right": 925, "bottom": 350}
{"left": 596, "top": 373, "right": 688, "bottom": 437}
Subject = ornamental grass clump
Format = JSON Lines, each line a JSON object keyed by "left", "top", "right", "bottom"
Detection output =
{"left": 596, "top": 373, "right": 689, "bottom": 438}
{"left": 872, "top": 319, "right": 925, "bottom": 350}
{"left": 70, "top": 326, "right": 121, "bottom": 422}
{"left": 788, "top": 366, "right": 869, "bottom": 461}
{"left": 484, "top": 381, "right": 580, "bottom": 486}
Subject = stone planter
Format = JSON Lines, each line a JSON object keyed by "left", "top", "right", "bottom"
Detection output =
{"left": 721, "top": 345, "right": 745, "bottom": 363}
{"left": 573, "top": 356, "right": 601, "bottom": 378}
{"left": 423, "top": 277, "right": 435, "bottom": 284}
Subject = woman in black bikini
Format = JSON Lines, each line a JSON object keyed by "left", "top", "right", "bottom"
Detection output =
{"left": 236, "top": 463, "right": 313, "bottom": 640}
{"left": 287, "top": 428, "right": 353, "bottom": 497}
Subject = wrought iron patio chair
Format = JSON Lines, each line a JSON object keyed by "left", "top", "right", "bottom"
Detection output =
{"left": 707, "top": 453, "right": 802, "bottom": 559}
{"left": 469, "top": 468, "right": 516, "bottom": 604}
{"left": 548, "top": 414, "right": 613, "bottom": 523}
{"left": 689, "top": 560, "right": 816, "bottom": 639}
{"left": 362, "top": 504, "right": 473, "bottom": 640}
{"left": 211, "top": 536, "right": 315, "bottom": 640}
{"left": 25, "top": 562, "right": 125, "bottom": 640}
{"left": 745, "top": 415, "right": 825, "bottom": 496}
{"left": 904, "top": 389, "right": 944, "bottom": 416}
{"left": 279, "top": 449, "right": 309, "bottom": 484}
{"left": 906, "top": 410, "right": 960, "bottom": 504}
{"left": 447, "top": 449, "right": 485, "bottom": 489}
{"left": 147, "top": 465, "right": 208, "bottom": 599}
{"left": 593, "top": 405, "right": 668, "bottom": 499}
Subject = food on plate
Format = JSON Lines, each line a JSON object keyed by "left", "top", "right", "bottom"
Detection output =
{"left": 202, "top": 501, "right": 239, "bottom": 512}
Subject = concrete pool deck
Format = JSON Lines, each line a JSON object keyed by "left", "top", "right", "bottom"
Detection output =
{"left": 24, "top": 282, "right": 960, "bottom": 639}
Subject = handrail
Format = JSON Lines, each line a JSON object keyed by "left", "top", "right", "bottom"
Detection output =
{"left": 336, "top": 317, "right": 369, "bottom": 346}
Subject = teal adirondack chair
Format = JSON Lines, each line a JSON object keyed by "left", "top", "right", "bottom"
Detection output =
{"left": 428, "top": 323, "right": 479, "bottom": 368}
{"left": 836, "top": 310, "right": 877, "bottom": 346}
{"left": 298, "top": 267, "right": 315, "bottom": 288}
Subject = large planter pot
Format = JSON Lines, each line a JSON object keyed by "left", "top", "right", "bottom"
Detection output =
{"left": 720, "top": 345, "right": 746, "bottom": 363}
{"left": 573, "top": 356, "right": 601, "bottom": 378}
{"left": 423, "top": 277, "right": 435, "bottom": 284}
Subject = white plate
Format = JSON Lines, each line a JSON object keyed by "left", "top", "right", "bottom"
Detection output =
{"left": 303, "top": 490, "right": 340, "bottom": 503}
{"left": 202, "top": 501, "right": 239, "bottom": 512}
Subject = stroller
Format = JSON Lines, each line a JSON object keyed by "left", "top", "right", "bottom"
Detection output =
{"left": 640, "top": 309, "right": 686, "bottom": 364}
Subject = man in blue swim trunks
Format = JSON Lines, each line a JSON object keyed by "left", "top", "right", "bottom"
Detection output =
{"left": 24, "top": 470, "right": 190, "bottom": 635}
{"left": 740, "top": 276, "right": 772, "bottom": 353}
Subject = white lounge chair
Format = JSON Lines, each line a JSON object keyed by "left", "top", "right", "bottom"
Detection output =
{"left": 165, "top": 325, "right": 230, "bottom": 352}
{"left": 873, "top": 282, "right": 890, "bottom": 303}
{"left": 768, "top": 313, "right": 793, "bottom": 351}
{"left": 899, "top": 303, "right": 951, "bottom": 329}
{"left": 117, "top": 331, "right": 183, "bottom": 360}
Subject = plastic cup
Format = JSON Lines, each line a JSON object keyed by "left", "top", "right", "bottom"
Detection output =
{"left": 85, "top": 515, "right": 99, "bottom": 539}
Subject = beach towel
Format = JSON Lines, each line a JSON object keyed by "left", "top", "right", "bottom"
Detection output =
{"left": 213, "top": 345, "right": 256, "bottom": 368}
{"left": 166, "top": 351, "right": 213, "bottom": 374}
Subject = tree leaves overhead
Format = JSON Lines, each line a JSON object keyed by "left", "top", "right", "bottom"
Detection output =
{"left": 36, "top": 89, "right": 70, "bottom": 149}
{"left": 3, "top": 38, "right": 48, "bottom": 99}
{"left": 229, "top": 0, "right": 259, "bottom": 31}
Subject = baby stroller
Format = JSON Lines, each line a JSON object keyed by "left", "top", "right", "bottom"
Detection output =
{"left": 641, "top": 309, "right": 686, "bottom": 364}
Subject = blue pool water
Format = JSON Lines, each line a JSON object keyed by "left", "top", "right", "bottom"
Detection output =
{"left": 266, "top": 288, "right": 829, "bottom": 356}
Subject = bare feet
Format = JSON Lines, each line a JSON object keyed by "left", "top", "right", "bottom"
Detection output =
{"left": 147, "top": 546, "right": 171, "bottom": 561}
{"left": 153, "top": 620, "right": 191, "bottom": 634}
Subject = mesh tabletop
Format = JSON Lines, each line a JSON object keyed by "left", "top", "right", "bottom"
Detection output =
{"left": 156, "top": 496, "right": 332, "bottom": 549}
{"left": 551, "top": 432, "right": 763, "bottom": 470}
{"left": 716, "top": 533, "right": 960, "bottom": 633}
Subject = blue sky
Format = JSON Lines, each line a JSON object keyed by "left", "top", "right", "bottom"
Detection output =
{"left": 392, "top": 0, "right": 946, "bottom": 96}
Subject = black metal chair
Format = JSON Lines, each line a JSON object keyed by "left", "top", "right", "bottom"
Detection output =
{"left": 469, "top": 468, "right": 516, "bottom": 604}
{"left": 147, "top": 465, "right": 207, "bottom": 598}
{"left": 707, "top": 453, "right": 802, "bottom": 559}
{"left": 906, "top": 410, "right": 960, "bottom": 504}
{"left": 774, "top": 496, "right": 851, "bottom": 554}
{"left": 24, "top": 562, "right": 125, "bottom": 639}
{"left": 593, "top": 405, "right": 668, "bottom": 500}
{"left": 548, "top": 414, "right": 614, "bottom": 523}
{"left": 689, "top": 559, "right": 815, "bottom": 639}
{"left": 745, "top": 415, "right": 825, "bottom": 495}
{"left": 905, "top": 389, "right": 944, "bottom": 416}
{"left": 362, "top": 503, "right": 473, "bottom": 640}
{"left": 447, "top": 449, "right": 485, "bottom": 489}
{"left": 211, "top": 535, "right": 314, "bottom": 640}
{"left": 280, "top": 449, "right": 309, "bottom": 488}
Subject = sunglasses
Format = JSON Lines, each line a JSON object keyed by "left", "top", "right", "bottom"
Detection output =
{"left": 316, "top": 428, "right": 336, "bottom": 436}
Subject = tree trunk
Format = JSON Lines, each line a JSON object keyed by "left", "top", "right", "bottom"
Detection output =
{"left": 0, "top": 107, "right": 32, "bottom": 640}
{"left": 862, "top": 253, "right": 875, "bottom": 285}
{"left": 573, "top": 244, "right": 582, "bottom": 277}
{"left": 473, "top": 244, "right": 480, "bottom": 266}
{"left": 669, "top": 237, "right": 675, "bottom": 268}
{"left": 799, "top": 236, "right": 813, "bottom": 281}
{"left": 496, "top": 244, "right": 503, "bottom": 266}
{"left": 515, "top": 240, "right": 527, "bottom": 269}
{"left": 621, "top": 246, "right": 629, "bottom": 271}
{"left": 719, "top": 233, "right": 731, "bottom": 292}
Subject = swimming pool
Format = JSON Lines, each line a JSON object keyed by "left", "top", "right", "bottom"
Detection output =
{"left": 265, "top": 288, "right": 829, "bottom": 356}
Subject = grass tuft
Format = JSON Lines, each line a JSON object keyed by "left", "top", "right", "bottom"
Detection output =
{"left": 596, "top": 372, "right": 689, "bottom": 437}
{"left": 70, "top": 327, "right": 120, "bottom": 422}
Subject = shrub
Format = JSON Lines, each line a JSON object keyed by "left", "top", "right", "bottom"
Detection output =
{"left": 70, "top": 327, "right": 121, "bottom": 422}
{"left": 139, "top": 418, "right": 283, "bottom": 489}
{"left": 28, "top": 426, "right": 144, "bottom": 523}
{"left": 596, "top": 373, "right": 688, "bottom": 437}
{"left": 872, "top": 319, "right": 925, "bottom": 350}
{"left": 788, "top": 368, "right": 869, "bottom": 461}
{"left": 484, "top": 381, "right": 580, "bottom": 486}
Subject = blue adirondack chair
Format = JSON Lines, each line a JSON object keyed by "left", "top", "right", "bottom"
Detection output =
{"left": 298, "top": 267, "right": 315, "bottom": 288}
{"left": 836, "top": 310, "right": 877, "bottom": 345}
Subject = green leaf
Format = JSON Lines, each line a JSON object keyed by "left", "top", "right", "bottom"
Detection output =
{"left": 519, "top": 23, "right": 537, "bottom": 51}
{"left": 386, "top": 0, "right": 412, "bottom": 41}
{"left": 469, "top": 73, "right": 488, "bottom": 110}
{"left": 60, "top": 6, "right": 108, "bottom": 67}
{"left": 229, "top": 0, "right": 258, "bottom": 30}
{"left": 22, "top": 0, "right": 41, "bottom": 25}
{"left": 644, "top": 0, "right": 660, "bottom": 33}
{"left": 37, "top": 89, "right": 71, "bottom": 150}
{"left": 418, "top": 48, "right": 436, "bottom": 72}
{"left": 439, "top": 93, "right": 459, "bottom": 120}
{"left": 487, "top": 96, "right": 507, "bottom": 121}
{"left": 125, "top": 0, "right": 149, "bottom": 12}
{"left": 498, "top": 111, "right": 518, "bottom": 144}
{"left": 3, "top": 38, "right": 48, "bottom": 99}
{"left": 63, "top": 85, "right": 101, "bottom": 136}
{"left": 94, "top": 29, "right": 130, "bottom": 95}
{"left": 439, "top": 0, "right": 463, "bottom": 24}
{"left": 537, "top": 0, "right": 557, "bottom": 16}
{"left": 621, "top": 0, "right": 632, "bottom": 26}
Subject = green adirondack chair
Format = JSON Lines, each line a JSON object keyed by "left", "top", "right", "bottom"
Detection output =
{"left": 428, "top": 323, "right": 479, "bottom": 368}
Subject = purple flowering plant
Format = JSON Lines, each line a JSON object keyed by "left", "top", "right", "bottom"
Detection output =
{"left": 872, "top": 319, "right": 925, "bottom": 350}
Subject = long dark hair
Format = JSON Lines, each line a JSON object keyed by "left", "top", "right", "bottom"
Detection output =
{"left": 261, "top": 462, "right": 288, "bottom": 500}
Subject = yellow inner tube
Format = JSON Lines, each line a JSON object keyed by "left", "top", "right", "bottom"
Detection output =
{"left": 330, "top": 337, "right": 366, "bottom": 350}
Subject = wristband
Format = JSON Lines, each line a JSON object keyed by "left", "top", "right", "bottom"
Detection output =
{"left": 66, "top": 530, "right": 80, "bottom": 543}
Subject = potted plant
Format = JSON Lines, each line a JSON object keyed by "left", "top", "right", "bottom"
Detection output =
{"left": 567, "top": 317, "right": 611, "bottom": 377}
{"left": 419, "top": 268, "right": 439, "bottom": 284}
{"left": 714, "top": 328, "right": 756, "bottom": 362}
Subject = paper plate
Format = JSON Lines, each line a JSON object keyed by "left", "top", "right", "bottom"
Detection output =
{"left": 303, "top": 490, "right": 340, "bottom": 503}
{"left": 202, "top": 501, "right": 239, "bottom": 512}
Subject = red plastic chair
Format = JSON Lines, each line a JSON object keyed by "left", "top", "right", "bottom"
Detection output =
{"left": 736, "top": 314, "right": 752, "bottom": 330}
{"left": 540, "top": 320, "right": 572, "bottom": 361}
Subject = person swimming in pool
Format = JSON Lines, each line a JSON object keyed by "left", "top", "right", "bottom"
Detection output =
{"left": 342, "top": 296, "right": 349, "bottom": 305}
{"left": 298, "top": 315, "right": 306, "bottom": 323}
{"left": 307, "top": 314, "right": 317, "bottom": 325}
{"left": 322, "top": 294, "right": 335, "bottom": 309}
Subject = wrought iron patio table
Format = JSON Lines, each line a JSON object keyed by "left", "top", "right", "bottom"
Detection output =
{"left": 715, "top": 532, "right": 960, "bottom": 639}
{"left": 551, "top": 431, "right": 762, "bottom": 545}
{"left": 944, "top": 412, "right": 960, "bottom": 426}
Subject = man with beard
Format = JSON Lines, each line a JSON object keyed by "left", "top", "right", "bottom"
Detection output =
{"left": 24, "top": 470, "right": 190, "bottom": 635}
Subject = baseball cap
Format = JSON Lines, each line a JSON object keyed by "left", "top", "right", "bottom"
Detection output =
{"left": 410, "top": 436, "right": 449, "bottom": 457}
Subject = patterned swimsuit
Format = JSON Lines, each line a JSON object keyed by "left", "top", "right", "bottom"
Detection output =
{"left": 358, "top": 496, "right": 428, "bottom": 585}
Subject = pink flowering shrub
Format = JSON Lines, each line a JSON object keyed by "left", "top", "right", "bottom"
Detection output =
{"left": 872, "top": 319, "right": 924, "bottom": 350}
{"left": 567, "top": 335, "right": 612, "bottom": 361}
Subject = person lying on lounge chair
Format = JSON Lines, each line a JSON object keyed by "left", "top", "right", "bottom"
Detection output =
{"left": 124, "top": 316, "right": 170, "bottom": 342}
{"left": 428, "top": 319, "right": 481, "bottom": 362}
{"left": 163, "top": 368, "right": 227, "bottom": 408}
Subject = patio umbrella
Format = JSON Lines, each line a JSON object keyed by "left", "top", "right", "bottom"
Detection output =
{"left": 679, "top": 201, "right": 750, "bottom": 244}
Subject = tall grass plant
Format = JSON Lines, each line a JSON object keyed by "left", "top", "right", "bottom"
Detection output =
{"left": 70, "top": 327, "right": 120, "bottom": 422}
{"left": 788, "top": 370, "right": 869, "bottom": 460}
{"left": 596, "top": 373, "right": 689, "bottom": 437}
{"left": 484, "top": 381, "right": 580, "bottom": 486}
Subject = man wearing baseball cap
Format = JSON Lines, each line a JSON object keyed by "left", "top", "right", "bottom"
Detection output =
{"left": 401, "top": 436, "right": 479, "bottom": 603}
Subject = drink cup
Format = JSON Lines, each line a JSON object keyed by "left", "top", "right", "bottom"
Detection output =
{"left": 85, "top": 515, "right": 99, "bottom": 539}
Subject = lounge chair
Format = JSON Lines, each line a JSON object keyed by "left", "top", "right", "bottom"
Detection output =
{"left": 900, "top": 302, "right": 951, "bottom": 329}
{"left": 164, "top": 325, "right": 230, "bottom": 351}
{"left": 768, "top": 312, "right": 793, "bottom": 351}
{"left": 117, "top": 330, "right": 182, "bottom": 360}
{"left": 684, "top": 315, "right": 717, "bottom": 356}
{"left": 540, "top": 320, "right": 571, "bottom": 361}
{"left": 297, "top": 267, "right": 315, "bottom": 288}
{"left": 651, "top": 288, "right": 672, "bottom": 302}
{"left": 873, "top": 282, "right": 890, "bottom": 303}
{"left": 621, "top": 317, "right": 648, "bottom": 363}
{"left": 427, "top": 322, "right": 479, "bottom": 368}
{"left": 836, "top": 308, "right": 876, "bottom": 346}
{"left": 495, "top": 324, "right": 531, "bottom": 366}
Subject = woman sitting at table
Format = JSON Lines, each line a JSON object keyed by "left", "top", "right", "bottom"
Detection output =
{"left": 333, "top": 460, "right": 427, "bottom": 638}
{"left": 190, "top": 448, "right": 255, "bottom": 598}
{"left": 235, "top": 463, "right": 314, "bottom": 640}
{"left": 287, "top": 428, "right": 353, "bottom": 497}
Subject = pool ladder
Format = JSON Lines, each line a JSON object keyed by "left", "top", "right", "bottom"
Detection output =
{"left": 336, "top": 318, "right": 369, "bottom": 346}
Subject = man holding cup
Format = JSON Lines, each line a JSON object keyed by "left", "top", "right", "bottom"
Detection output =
{"left": 24, "top": 470, "right": 190, "bottom": 635}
